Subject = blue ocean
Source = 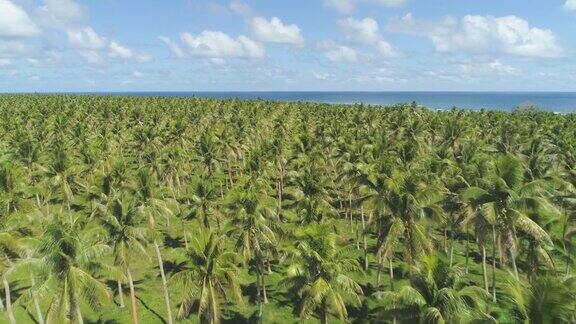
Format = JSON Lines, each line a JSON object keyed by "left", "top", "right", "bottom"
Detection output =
{"left": 93, "top": 92, "right": 576, "bottom": 112}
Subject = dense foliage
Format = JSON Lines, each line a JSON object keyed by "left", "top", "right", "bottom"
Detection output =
{"left": 0, "top": 95, "right": 575, "bottom": 323}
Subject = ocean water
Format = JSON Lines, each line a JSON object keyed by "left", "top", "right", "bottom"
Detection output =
{"left": 100, "top": 91, "right": 576, "bottom": 112}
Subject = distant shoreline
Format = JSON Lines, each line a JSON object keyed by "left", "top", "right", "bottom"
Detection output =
{"left": 2, "top": 91, "right": 575, "bottom": 112}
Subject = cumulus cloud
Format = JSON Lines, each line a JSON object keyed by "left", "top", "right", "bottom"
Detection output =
{"left": 66, "top": 26, "right": 151, "bottom": 63}
{"left": 159, "top": 36, "right": 186, "bottom": 58}
{"left": 0, "top": 0, "right": 40, "bottom": 38}
{"left": 388, "top": 14, "right": 563, "bottom": 58}
{"left": 324, "top": 0, "right": 355, "bottom": 14}
{"left": 230, "top": 0, "right": 253, "bottom": 16}
{"left": 108, "top": 41, "right": 151, "bottom": 62}
{"left": 79, "top": 50, "right": 102, "bottom": 64}
{"left": 181, "top": 30, "right": 265, "bottom": 59}
{"left": 0, "top": 58, "right": 12, "bottom": 66}
{"left": 37, "top": 0, "right": 85, "bottom": 28}
{"left": 337, "top": 17, "right": 401, "bottom": 58}
{"left": 326, "top": 46, "right": 358, "bottom": 63}
{"left": 565, "top": 0, "right": 576, "bottom": 11}
{"left": 67, "top": 27, "right": 106, "bottom": 49}
{"left": 319, "top": 41, "right": 358, "bottom": 63}
{"left": 458, "top": 60, "right": 521, "bottom": 76}
{"left": 339, "top": 17, "right": 380, "bottom": 44}
{"left": 377, "top": 40, "right": 401, "bottom": 57}
{"left": 0, "top": 40, "right": 30, "bottom": 57}
{"left": 324, "top": 0, "right": 406, "bottom": 14}
{"left": 251, "top": 17, "right": 304, "bottom": 45}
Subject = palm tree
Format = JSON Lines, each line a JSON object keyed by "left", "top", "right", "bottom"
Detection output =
{"left": 30, "top": 215, "right": 111, "bottom": 323}
{"left": 225, "top": 185, "right": 276, "bottom": 321}
{"left": 0, "top": 231, "right": 18, "bottom": 324}
{"left": 282, "top": 224, "right": 363, "bottom": 324}
{"left": 375, "top": 255, "right": 492, "bottom": 323}
{"left": 132, "top": 167, "right": 174, "bottom": 324}
{"left": 170, "top": 231, "right": 243, "bottom": 323}
{"left": 462, "top": 155, "right": 557, "bottom": 279}
{"left": 96, "top": 194, "right": 148, "bottom": 323}
{"left": 185, "top": 175, "right": 219, "bottom": 230}
{"left": 503, "top": 275, "right": 576, "bottom": 323}
{"left": 284, "top": 161, "right": 334, "bottom": 224}
{"left": 364, "top": 164, "right": 444, "bottom": 289}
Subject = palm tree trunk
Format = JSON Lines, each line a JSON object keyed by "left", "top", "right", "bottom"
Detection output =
{"left": 31, "top": 275, "right": 45, "bottom": 324}
{"left": 261, "top": 271, "right": 268, "bottom": 304}
{"left": 3, "top": 278, "right": 16, "bottom": 324}
{"left": 349, "top": 193, "right": 353, "bottom": 234}
{"left": 117, "top": 280, "right": 125, "bottom": 308}
{"left": 127, "top": 268, "right": 139, "bottom": 324}
{"left": 76, "top": 304, "right": 84, "bottom": 324}
{"left": 465, "top": 224, "right": 470, "bottom": 274}
{"left": 183, "top": 224, "right": 189, "bottom": 249}
{"left": 443, "top": 227, "right": 448, "bottom": 254}
{"left": 389, "top": 258, "right": 395, "bottom": 292}
{"left": 361, "top": 206, "right": 368, "bottom": 271}
{"left": 322, "top": 302, "right": 329, "bottom": 324}
{"left": 481, "top": 244, "right": 489, "bottom": 294}
{"left": 154, "top": 241, "right": 174, "bottom": 324}
{"left": 449, "top": 234, "right": 454, "bottom": 268}
{"left": 376, "top": 256, "right": 382, "bottom": 289}
{"left": 0, "top": 293, "right": 4, "bottom": 312}
{"left": 355, "top": 218, "right": 360, "bottom": 250}
{"left": 492, "top": 226, "right": 497, "bottom": 302}
{"left": 510, "top": 249, "right": 519, "bottom": 280}
{"left": 276, "top": 175, "right": 283, "bottom": 221}
{"left": 256, "top": 271, "right": 262, "bottom": 322}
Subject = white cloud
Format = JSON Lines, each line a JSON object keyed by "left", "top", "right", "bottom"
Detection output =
{"left": 37, "top": 0, "right": 85, "bottom": 28}
{"left": 386, "top": 13, "right": 456, "bottom": 36}
{"left": 337, "top": 17, "right": 401, "bottom": 58}
{"left": 324, "top": 0, "right": 406, "bottom": 14}
{"left": 159, "top": 36, "right": 186, "bottom": 58}
{"left": 0, "top": 0, "right": 40, "bottom": 38}
{"left": 339, "top": 17, "right": 380, "bottom": 44}
{"left": 108, "top": 41, "right": 151, "bottom": 62}
{"left": 373, "top": 0, "right": 406, "bottom": 7}
{"left": 320, "top": 42, "right": 358, "bottom": 63}
{"left": 181, "top": 30, "right": 265, "bottom": 59}
{"left": 0, "top": 58, "right": 12, "bottom": 66}
{"left": 324, "top": 0, "right": 355, "bottom": 14}
{"left": 79, "top": 50, "right": 102, "bottom": 64}
{"left": 67, "top": 27, "right": 106, "bottom": 49}
{"left": 0, "top": 40, "right": 29, "bottom": 57}
{"left": 67, "top": 27, "right": 150, "bottom": 63}
{"left": 108, "top": 41, "right": 132, "bottom": 59}
{"left": 377, "top": 40, "right": 401, "bottom": 57}
{"left": 230, "top": 0, "right": 253, "bottom": 16}
{"left": 388, "top": 14, "right": 563, "bottom": 58}
{"left": 251, "top": 17, "right": 304, "bottom": 45}
{"left": 565, "top": 0, "right": 576, "bottom": 11}
{"left": 458, "top": 60, "right": 521, "bottom": 76}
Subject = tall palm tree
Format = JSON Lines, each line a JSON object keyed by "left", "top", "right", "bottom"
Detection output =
{"left": 185, "top": 175, "right": 219, "bottom": 230}
{"left": 30, "top": 215, "right": 111, "bottom": 323}
{"left": 170, "top": 231, "right": 243, "bottom": 323}
{"left": 132, "top": 167, "right": 174, "bottom": 324}
{"left": 463, "top": 155, "right": 557, "bottom": 279}
{"left": 375, "top": 255, "right": 491, "bottom": 323}
{"left": 225, "top": 184, "right": 276, "bottom": 320}
{"left": 504, "top": 275, "right": 576, "bottom": 323}
{"left": 282, "top": 224, "right": 363, "bottom": 324}
{"left": 364, "top": 164, "right": 444, "bottom": 288}
{"left": 96, "top": 194, "right": 148, "bottom": 323}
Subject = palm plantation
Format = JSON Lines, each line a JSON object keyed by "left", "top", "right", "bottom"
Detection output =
{"left": 0, "top": 94, "right": 574, "bottom": 323}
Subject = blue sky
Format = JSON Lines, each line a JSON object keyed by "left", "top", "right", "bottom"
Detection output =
{"left": 1, "top": 0, "right": 576, "bottom": 91}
